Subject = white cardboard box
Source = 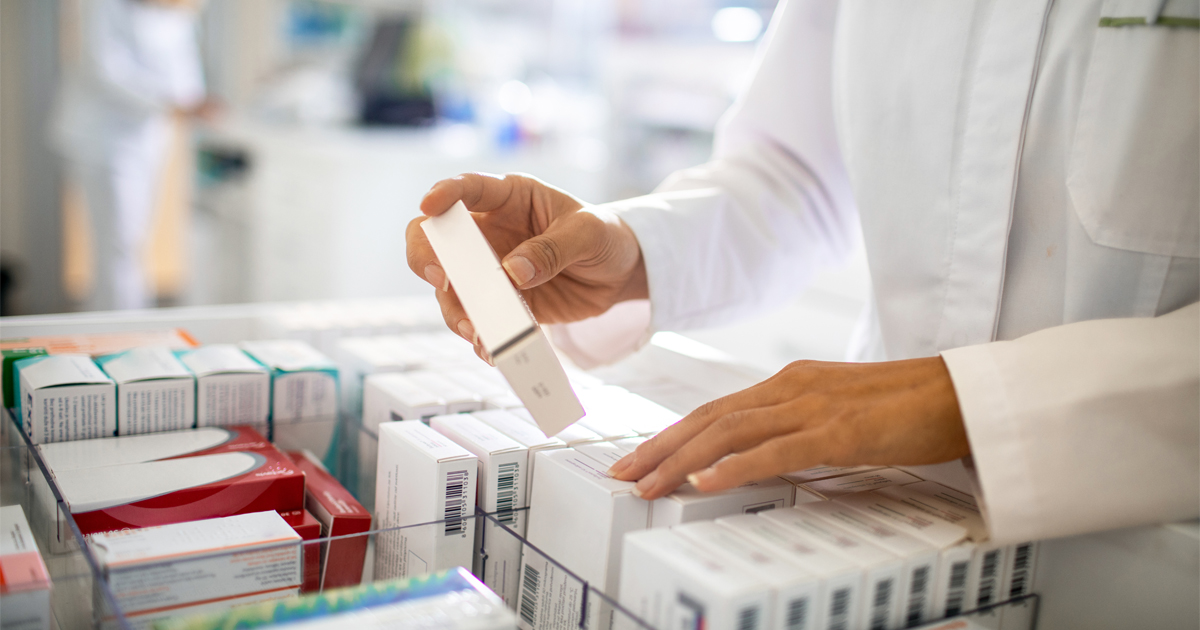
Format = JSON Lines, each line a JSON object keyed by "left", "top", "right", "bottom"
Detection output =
{"left": 97, "top": 347, "right": 195, "bottom": 435}
{"left": 716, "top": 514, "right": 864, "bottom": 630}
{"left": 0, "top": 505, "right": 51, "bottom": 630}
{"left": 471, "top": 409, "right": 568, "bottom": 504}
{"left": 800, "top": 467, "right": 921, "bottom": 500}
{"left": 650, "top": 476, "right": 795, "bottom": 527}
{"left": 177, "top": 345, "right": 270, "bottom": 429}
{"left": 408, "top": 371, "right": 484, "bottom": 414}
{"left": 801, "top": 501, "right": 940, "bottom": 628}
{"left": 525, "top": 449, "right": 648, "bottom": 596}
{"left": 510, "top": 407, "right": 602, "bottom": 445}
{"left": 363, "top": 372, "right": 447, "bottom": 430}
{"left": 374, "top": 421, "right": 478, "bottom": 580}
{"left": 675, "top": 521, "right": 820, "bottom": 630}
{"left": 90, "top": 511, "right": 301, "bottom": 630}
{"left": 782, "top": 465, "right": 885, "bottom": 485}
{"left": 440, "top": 367, "right": 524, "bottom": 409}
{"left": 430, "top": 413, "right": 528, "bottom": 607}
{"left": 239, "top": 340, "right": 339, "bottom": 423}
{"left": 421, "top": 201, "right": 583, "bottom": 435}
{"left": 619, "top": 528, "right": 771, "bottom": 630}
{"left": 572, "top": 441, "right": 628, "bottom": 470}
{"left": 762, "top": 507, "right": 906, "bottom": 630}
{"left": 577, "top": 387, "right": 681, "bottom": 437}
{"left": 16, "top": 354, "right": 116, "bottom": 443}
{"left": 837, "top": 492, "right": 970, "bottom": 549}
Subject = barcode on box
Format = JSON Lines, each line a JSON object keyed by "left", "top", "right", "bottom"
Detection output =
{"left": 496, "top": 461, "right": 519, "bottom": 525}
{"left": 786, "top": 598, "right": 809, "bottom": 630}
{"left": 828, "top": 587, "right": 851, "bottom": 630}
{"left": 905, "top": 566, "right": 930, "bottom": 627}
{"left": 870, "top": 579, "right": 892, "bottom": 630}
{"left": 444, "top": 470, "right": 469, "bottom": 536}
{"left": 519, "top": 563, "right": 541, "bottom": 626}
{"left": 1009, "top": 543, "right": 1033, "bottom": 598}
{"left": 945, "top": 561, "right": 969, "bottom": 616}
{"left": 977, "top": 550, "right": 1000, "bottom": 606}
{"left": 737, "top": 605, "right": 761, "bottom": 630}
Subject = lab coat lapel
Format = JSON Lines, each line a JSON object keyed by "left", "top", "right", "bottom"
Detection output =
{"left": 937, "top": 0, "right": 1055, "bottom": 350}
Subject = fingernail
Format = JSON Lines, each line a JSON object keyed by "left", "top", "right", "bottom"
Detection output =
{"left": 457, "top": 320, "right": 475, "bottom": 343}
{"left": 608, "top": 453, "right": 635, "bottom": 477}
{"left": 424, "top": 264, "right": 448, "bottom": 291}
{"left": 632, "top": 469, "right": 659, "bottom": 498}
{"left": 687, "top": 468, "right": 716, "bottom": 490}
{"left": 502, "top": 256, "right": 536, "bottom": 286}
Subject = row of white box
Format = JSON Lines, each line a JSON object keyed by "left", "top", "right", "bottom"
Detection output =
{"left": 617, "top": 489, "right": 1037, "bottom": 630}
{"left": 14, "top": 341, "right": 339, "bottom": 443}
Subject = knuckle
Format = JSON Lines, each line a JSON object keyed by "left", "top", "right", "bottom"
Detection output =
{"left": 526, "top": 238, "right": 563, "bottom": 274}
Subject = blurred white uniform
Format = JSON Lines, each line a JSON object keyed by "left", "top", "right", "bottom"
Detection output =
{"left": 53, "top": 0, "right": 205, "bottom": 311}
{"left": 555, "top": 0, "right": 1199, "bottom": 544}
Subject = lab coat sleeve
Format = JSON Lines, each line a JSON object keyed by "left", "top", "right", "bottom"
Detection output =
{"left": 941, "top": 301, "right": 1200, "bottom": 544}
{"left": 551, "top": 0, "right": 858, "bottom": 366}
{"left": 81, "top": 0, "right": 198, "bottom": 115}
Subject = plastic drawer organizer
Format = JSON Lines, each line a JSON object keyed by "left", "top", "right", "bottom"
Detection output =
{"left": 0, "top": 405, "right": 1038, "bottom": 630}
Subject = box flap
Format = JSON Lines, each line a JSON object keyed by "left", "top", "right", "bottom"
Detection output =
{"left": 179, "top": 344, "right": 268, "bottom": 377}
{"left": 19, "top": 354, "right": 112, "bottom": 390}
{"left": 97, "top": 347, "right": 193, "bottom": 384}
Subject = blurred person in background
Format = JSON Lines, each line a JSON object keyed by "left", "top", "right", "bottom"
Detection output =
{"left": 52, "top": 0, "right": 216, "bottom": 311}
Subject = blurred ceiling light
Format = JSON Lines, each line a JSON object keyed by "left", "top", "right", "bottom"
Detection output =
{"left": 712, "top": 7, "right": 764, "bottom": 42}
{"left": 498, "top": 80, "right": 534, "bottom": 115}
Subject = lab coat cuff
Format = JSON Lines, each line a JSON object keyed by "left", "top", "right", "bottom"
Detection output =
{"left": 598, "top": 197, "right": 685, "bottom": 333}
{"left": 941, "top": 343, "right": 1044, "bottom": 544}
{"left": 547, "top": 300, "right": 654, "bottom": 369}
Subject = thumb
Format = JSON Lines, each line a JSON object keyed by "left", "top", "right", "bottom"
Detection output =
{"left": 501, "top": 213, "right": 599, "bottom": 289}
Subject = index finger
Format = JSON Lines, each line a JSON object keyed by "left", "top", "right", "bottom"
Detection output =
{"left": 419, "top": 172, "right": 522, "bottom": 217}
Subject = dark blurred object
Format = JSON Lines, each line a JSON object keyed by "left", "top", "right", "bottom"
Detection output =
{"left": 197, "top": 146, "right": 251, "bottom": 186}
{"left": 354, "top": 17, "right": 436, "bottom": 126}
{"left": 1, "top": 257, "right": 18, "bottom": 316}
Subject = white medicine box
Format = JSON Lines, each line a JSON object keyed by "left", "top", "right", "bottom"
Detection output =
{"left": 176, "top": 344, "right": 270, "bottom": 428}
{"left": 97, "top": 347, "right": 195, "bottom": 436}
{"left": 16, "top": 354, "right": 116, "bottom": 443}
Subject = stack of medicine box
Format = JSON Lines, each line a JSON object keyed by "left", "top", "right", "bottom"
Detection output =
{"left": 239, "top": 340, "right": 339, "bottom": 456}
{"left": 617, "top": 470, "right": 1039, "bottom": 630}
{"left": 33, "top": 426, "right": 307, "bottom": 553}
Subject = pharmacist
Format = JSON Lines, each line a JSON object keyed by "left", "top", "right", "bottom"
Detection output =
{"left": 52, "top": 0, "right": 215, "bottom": 311}
{"left": 408, "top": 0, "right": 1199, "bottom": 544}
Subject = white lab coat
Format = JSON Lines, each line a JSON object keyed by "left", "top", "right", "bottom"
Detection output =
{"left": 53, "top": 0, "right": 205, "bottom": 311}
{"left": 555, "top": 0, "right": 1199, "bottom": 544}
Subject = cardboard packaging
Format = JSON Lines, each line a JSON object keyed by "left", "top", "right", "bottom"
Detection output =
{"left": 524, "top": 449, "right": 648, "bottom": 597}
{"left": 91, "top": 511, "right": 301, "bottom": 630}
{"left": 716, "top": 514, "right": 864, "bottom": 630}
{"left": 440, "top": 367, "right": 524, "bottom": 410}
{"left": 239, "top": 340, "right": 339, "bottom": 423}
{"left": 47, "top": 442, "right": 304, "bottom": 543}
{"left": 761, "top": 507, "right": 905, "bottom": 630}
{"left": 176, "top": 345, "right": 270, "bottom": 429}
{"left": 279, "top": 509, "right": 322, "bottom": 593}
{"left": 781, "top": 465, "right": 885, "bottom": 485}
{"left": 38, "top": 425, "right": 273, "bottom": 472}
{"left": 471, "top": 409, "right": 567, "bottom": 504}
{"left": 800, "top": 501, "right": 940, "bottom": 628}
{"left": 572, "top": 441, "right": 628, "bottom": 469}
{"left": 0, "top": 505, "right": 51, "bottom": 630}
{"left": 1, "top": 328, "right": 198, "bottom": 409}
{"left": 675, "top": 521, "right": 820, "bottom": 630}
{"left": 421, "top": 201, "right": 583, "bottom": 436}
{"left": 15, "top": 354, "right": 116, "bottom": 443}
{"left": 155, "top": 567, "right": 516, "bottom": 630}
{"left": 800, "top": 467, "right": 921, "bottom": 500}
{"left": 619, "top": 528, "right": 771, "bottom": 630}
{"left": 96, "top": 347, "right": 195, "bottom": 435}
{"left": 430, "top": 414, "right": 528, "bottom": 607}
{"left": 577, "top": 386, "right": 681, "bottom": 437}
{"left": 510, "top": 407, "right": 602, "bottom": 445}
{"left": 651, "top": 476, "right": 794, "bottom": 527}
{"left": 407, "top": 371, "right": 485, "bottom": 414}
{"left": 374, "top": 421, "right": 478, "bottom": 580}
{"left": 880, "top": 482, "right": 1037, "bottom": 609}
{"left": 362, "top": 372, "right": 447, "bottom": 430}
{"left": 285, "top": 450, "right": 371, "bottom": 591}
